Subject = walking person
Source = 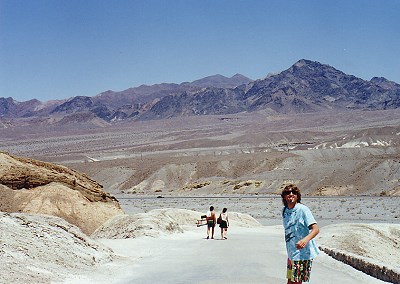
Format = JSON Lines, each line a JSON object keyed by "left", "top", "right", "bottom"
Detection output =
{"left": 281, "top": 184, "right": 319, "bottom": 284}
{"left": 205, "top": 206, "right": 216, "bottom": 239}
{"left": 218, "top": 207, "right": 229, "bottom": 240}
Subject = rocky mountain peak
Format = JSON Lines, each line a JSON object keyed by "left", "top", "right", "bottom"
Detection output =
{"left": 370, "top": 76, "right": 388, "bottom": 83}
{"left": 286, "top": 59, "right": 344, "bottom": 79}
{"left": 0, "top": 97, "right": 17, "bottom": 117}
{"left": 370, "top": 77, "right": 400, "bottom": 90}
{"left": 51, "top": 96, "right": 94, "bottom": 114}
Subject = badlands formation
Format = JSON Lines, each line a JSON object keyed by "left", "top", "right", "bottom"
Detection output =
{"left": 1, "top": 110, "right": 400, "bottom": 283}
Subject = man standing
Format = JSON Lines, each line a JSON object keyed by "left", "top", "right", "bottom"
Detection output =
{"left": 206, "top": 206, "right": 216, "bottom": 239}
{"left": 281, "top": 184, "right": 319, "bottom": 284}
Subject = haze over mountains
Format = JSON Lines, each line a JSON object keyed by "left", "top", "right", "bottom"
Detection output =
{"left": 1, "top": 59, "right": 399, "bottom": 126}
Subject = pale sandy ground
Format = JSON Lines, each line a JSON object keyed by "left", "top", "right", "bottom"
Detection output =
{"left": 63, "top": 226, "right": 388, "bottom": 284}
{"left": 2, "top": 206, "right": 399, "bottom": 283}
{"left": 59, "top": 198, "right": 399, "bottom": 284}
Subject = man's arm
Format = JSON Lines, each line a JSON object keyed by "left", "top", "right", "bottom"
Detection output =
{"left": 296, "top": 223, "right": 319, "bottom": 249}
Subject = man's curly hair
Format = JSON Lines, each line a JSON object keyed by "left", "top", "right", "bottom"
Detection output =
{"left": 281, "top": 184, "right": 301, "bottom": 207}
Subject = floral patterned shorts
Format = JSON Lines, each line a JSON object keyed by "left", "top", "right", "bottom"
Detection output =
{"left": 286, "top": 258, "right": 313, "bottom": 282}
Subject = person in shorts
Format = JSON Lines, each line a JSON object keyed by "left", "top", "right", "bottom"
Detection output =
{"left": 281, "top": 184, "right": 320, "bottom": 283}
{"left": 206, "top": 206, "right": 216, "bottom": 239}
{"left": 218, "top": 207, "right": 229, "bottom": 240}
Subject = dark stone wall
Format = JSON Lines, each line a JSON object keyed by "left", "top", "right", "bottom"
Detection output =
{"left": 319, "top": 245, "right": 400, "bottom": 284}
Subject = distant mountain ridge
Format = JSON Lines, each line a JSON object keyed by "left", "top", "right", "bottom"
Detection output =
{"left": 141, "top": 59, "right": 400, "bottom": 120}
{"left": 182, "top": 73, "right": 252, "bottom": 88}
{"left": 1, "top": 60, "right": 399, "bottom": 125}
{"left": 0, "top": 74, "right": 252, "bottom": 122}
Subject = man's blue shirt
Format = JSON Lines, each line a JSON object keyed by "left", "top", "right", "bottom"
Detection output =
{"left": 282, "top": 203, "right": 320, "bottom": 260}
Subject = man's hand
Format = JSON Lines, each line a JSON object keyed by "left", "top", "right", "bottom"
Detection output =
{"left": 296, "top": 239, "right": 308, "bottom": 249}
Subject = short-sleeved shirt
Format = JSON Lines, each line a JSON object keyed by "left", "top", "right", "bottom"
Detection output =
{"left": 282, "top": 203, "right": 320, "bottom": 261}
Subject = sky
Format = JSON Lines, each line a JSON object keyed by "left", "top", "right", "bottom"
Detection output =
{"left": 1, "top": 0, "right": 399, "bottom": 102}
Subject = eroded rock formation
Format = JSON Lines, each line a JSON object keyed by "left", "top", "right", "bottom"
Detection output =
{"left": 0, "top": 152, "right": 123, "bottom": 234}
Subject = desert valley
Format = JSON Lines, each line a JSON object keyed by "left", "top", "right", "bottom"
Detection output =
{"left": 1, "top": 60, "right": 400, "bottom": 283}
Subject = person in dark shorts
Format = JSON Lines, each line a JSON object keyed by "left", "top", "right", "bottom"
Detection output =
{"left": 281, "top": 184, "right": 320, "bottom": 284}
{"left": 206, "top": 206, "right": 216, "bottom": 239}
{"left": 218, "top": 207, "right": 229, "bottom": 240}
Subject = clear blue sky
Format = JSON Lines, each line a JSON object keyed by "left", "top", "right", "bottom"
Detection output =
{"left": 1, "top": 0, "right": 399, "bottom": 102}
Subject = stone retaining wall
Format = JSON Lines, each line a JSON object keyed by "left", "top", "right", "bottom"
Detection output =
{"left": 319, "top": 246, "right": 400, "bottom": 284}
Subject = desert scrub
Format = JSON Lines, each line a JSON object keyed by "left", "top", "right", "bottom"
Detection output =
{"left": 184, "top": 181, "right": 211, "bottom": 189}
{"left": 223, "top": 180, "right": 238, "bottom": 186}
{"left": 233, "top": 180, "right": 254, "bottom": 190}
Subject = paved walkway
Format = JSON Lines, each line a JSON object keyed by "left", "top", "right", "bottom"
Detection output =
{"left": 65, "top": 226, "right": 386, "bottom": 284}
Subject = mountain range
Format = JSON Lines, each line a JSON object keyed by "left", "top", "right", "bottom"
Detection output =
{"left": 1, "top": 59, "right": 399, "bottom": 125}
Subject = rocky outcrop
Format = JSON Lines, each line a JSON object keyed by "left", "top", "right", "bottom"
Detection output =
{"left": 0, "top": 151, "right": 116, "bottom": 203}
{"left": 0, "top": 152, "right": 124, "bottom": 234}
